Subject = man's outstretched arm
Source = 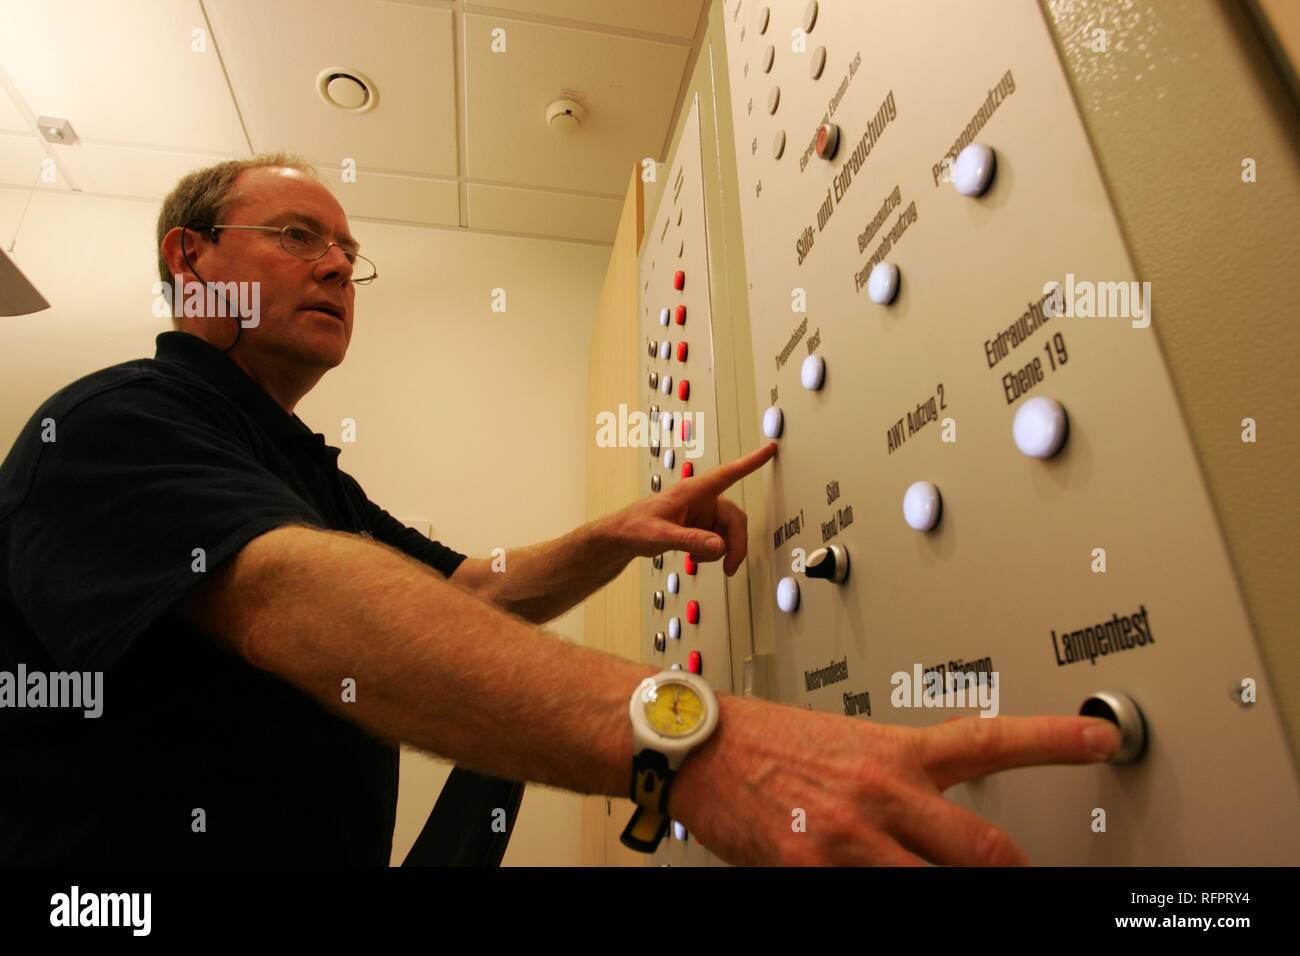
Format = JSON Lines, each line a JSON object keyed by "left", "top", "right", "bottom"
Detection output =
{"left": 181, "top": 524, "right": 649, "bottom": 798}
{"left": 450, "top": 443, "right": 779, "bottom": 623}
{"left": 178, "top": 518, "right": 1123, "bottom": 866}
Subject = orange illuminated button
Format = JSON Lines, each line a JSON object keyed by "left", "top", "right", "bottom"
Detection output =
{"left": 677, "top": 341, "right": 688, "bottom": 362}
{"left": 686, "top": 600, "right": 700, "bottom": 624}
{"left": 688, "top": 651, "right": 702, "bottom": 674}
{"left": 674, "top": 305, "right": 687, "bottom": 325}
{"left": 674, "top": 270, "right": 685, "bottom": 290}
{"left": 681, "top": 462, "right": 694, "bottom": 478}
{"left": 816, "top": 122, "right": 840, "bottom": 160}
{"left": 678, "top": 380, "right": 690, "bottom": 401}
{"left": 684, "top": 554, "right": 697, "bottom": 575}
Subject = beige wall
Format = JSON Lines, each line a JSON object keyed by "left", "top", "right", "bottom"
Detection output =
{"left": 1042, "top": 0, "right": 1300, "bottom": 762}
{"left": 0, "top": 183, "right": 610, "bottom": 866}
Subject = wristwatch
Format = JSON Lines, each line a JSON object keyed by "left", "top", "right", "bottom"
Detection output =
{"left": 620, "top": 670, "right": 719, "bottom": 853}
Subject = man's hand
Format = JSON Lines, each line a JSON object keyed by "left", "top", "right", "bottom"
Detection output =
{"left": 670, "top": 695, "right": 1124, "bottom": 865}
{"left": 607, "top": 442, "right": 777, "bottom": 575}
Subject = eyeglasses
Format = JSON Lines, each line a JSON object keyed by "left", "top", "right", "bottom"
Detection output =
{"left": 194, "top": 222, "right": 377, "bottom": 284}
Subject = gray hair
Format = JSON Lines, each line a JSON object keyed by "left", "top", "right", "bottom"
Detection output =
{"left": 155, "top": 151, "right": 319, "bottom": 287}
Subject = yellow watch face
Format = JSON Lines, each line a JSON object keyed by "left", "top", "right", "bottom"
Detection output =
{"left": 643, "top": 681, "right": 706, "bottom": 738}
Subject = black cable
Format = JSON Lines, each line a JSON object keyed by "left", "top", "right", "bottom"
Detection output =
{"left": 180, "top": 219, "right": 242, "bottom": 353}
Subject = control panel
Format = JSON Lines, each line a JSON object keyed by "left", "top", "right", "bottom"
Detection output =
{"left": 720, "top": 0, "right": 1300, "bottom": 863}
{"left": 638, "top": 94, "right": 733, "bottom": 865}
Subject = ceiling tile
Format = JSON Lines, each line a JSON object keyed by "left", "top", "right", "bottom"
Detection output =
{"left": 464, "top": 14, "right": 687, "bottom": 195}
{"left": 468, "top": 0, "right": 704, "bottom": 40}
{"left": 0, "top": 134, "right": 70, "bottom": 192}
{"left": 316, "top": 165, "right": 460, "bottom": 227}
{"left": 0, "top": 0, "right": 247, "bottom": 154}
{"left": 207, "top": 0, "right": 458, "bottom": 176}
{"left": 467, "top": 182, "right": 620, "bottom": 242}
{"left": 47, "top": 143, "right": 240, "bottom": 200}
{"left": 0, "top": 89, "right": 28, "bottom": 134}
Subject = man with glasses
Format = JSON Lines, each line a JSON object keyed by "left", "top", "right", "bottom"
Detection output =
{"left": 0, "top": 153, "right": 1121, "bottom": 867}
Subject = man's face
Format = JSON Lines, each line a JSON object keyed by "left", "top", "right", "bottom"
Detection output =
{"left": 192, "top": 167, "right": 358, "bottom": 371}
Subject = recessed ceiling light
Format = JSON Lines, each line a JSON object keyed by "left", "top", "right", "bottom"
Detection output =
{"left": 316, "top": 68, "right": 377, "bottom": 113}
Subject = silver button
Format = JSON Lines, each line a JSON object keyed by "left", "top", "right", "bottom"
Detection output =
{"left": 653, "top": 590, "right": 664, "bottom": 610}
{"left": 654, "top": 632, "right": 666, "bottom": 653}
{"left": 1080, "top": 692, "right": 1147, "bottom": 764}
{"left": 648, "top": 338, "right": 657, "bottom": 357}
{"left": 652, "top": 554, "right": 663, "bottom": 570}
{"left": 651, "top": 474, "right": 662, "bottom": 492}
{"left": 649, "top": 371, "right": 658, "bottom": 389}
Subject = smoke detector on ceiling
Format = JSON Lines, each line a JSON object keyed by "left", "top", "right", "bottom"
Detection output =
{"left": 546, "top": 98, "right": 586, "bottom": 135}
{"left": 316, "top": 68, "right": 377, "bottom": 113}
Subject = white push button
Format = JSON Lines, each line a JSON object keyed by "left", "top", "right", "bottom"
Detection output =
{"left": 868, "top": 261, "right": 899, "bottom": 304}
{"left": 659, "top": 307, "right": 670, "bottom": 326}
{"left": 663, "top": 448, "right": 675, "bottom": 469}
{"left": 800, "top": 353, "right": 825, "bottom": 390}
{"left": 776, "top": 576, "right": 800, "bottom": 613}
{"left": 811, "top": 46, "right": 827, "bottom": 79}
{"left": 767, "top": 86, "right": 781, "bottom": 115}
{"left": 668, "top": 616, "right": 681, "bottom": 640}
{"left": 803, "top": 0, "right": 819, "bottom": 32}
{"left": 672, "top": 820, "right": 688, "bottom": 841}
{"left": 762, "top": 406, "right": 784, "bottom": 438}
{"left": 658, "top": 340, "right": 670, "bottom": 361}
{"left": 903, "top": 481, "right": 941, "bottom": 531}
{"left": 1013, "top": 396, "right": 1068, "bottom": 458}
{"left": 667, "top": 572, "right": 679, "bottom": 594}
{"left": 661, "top": 410, "right": 676, "bottom": 432}
{"left": 670, "top": 663, "right": 682, "bottom": 670}
{"left": 661, "top": 374, "right": 673, "bottom": 395}
{"left": 953, "top": 143, "right": 996, "bottom": 197}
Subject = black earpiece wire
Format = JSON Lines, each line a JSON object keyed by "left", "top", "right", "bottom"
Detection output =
{"left": 180, "top": 218, "right": 243, "bottom": 354}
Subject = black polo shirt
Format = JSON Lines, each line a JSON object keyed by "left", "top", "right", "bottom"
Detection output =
{"left": 0, "top": 331, "right": 466, "bottom": 864}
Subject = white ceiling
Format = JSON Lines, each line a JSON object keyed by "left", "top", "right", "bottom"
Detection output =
{"left": 0, "top": 0, "right": 708, "bottom": 245}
